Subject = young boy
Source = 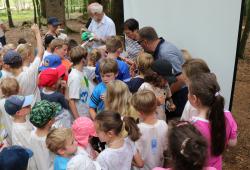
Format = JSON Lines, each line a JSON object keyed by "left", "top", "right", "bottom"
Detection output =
{"left": 89, "top": 58, "right": 118, "bottom": 119}
{"left": 132, "top": 90, "right": 168, "bottom": 170}
{"left": 29, "top": 100, "right": 62, "bottom": 170}
{"left": 68, "top": 46, "right": 94, "bottom": 119}
{"left": 95, "top": 36, "right": 131, "bottom": 83}
{"left": 43, "top": 35, "right": 55, "bottom": 59}
{"left": 3, "top": 24, "right": 43, "bottom": 106}
{"left": 4, "top": 95, "right": 34, "bottom": 147}
{"left": 46, "top": 128, "right": 77, "bottom": 170}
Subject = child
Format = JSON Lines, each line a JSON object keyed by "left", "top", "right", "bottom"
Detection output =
{"left": 68, "top": 46, "right": 94, "bottom": 119}
{"left": 4, "top": 95, "right": 34, "bottom": 147}
{"left": 95, "top": 36, "right": 131, "bottom": 83}
{"left": 2, "top": 24, "right": 43, "bottom": 106}
{"left": 89, "top": 58, "right": 118, "bottom": 119}
{"left": 39, "top": 65, "right": 69, "bottom": 109}
{"left": 72, "top": 117, "right": 97, "bottom": 159}
{"left": 43, "top": 35, "right": 55, "bottom": 59}
{"left": 105, "top": 80, "right": 139, "bottom": 120}
{"left": 181, "top": 58, "right": 211, "bottom": 121}
{"left": 29, "top": 100, "right": 61, "bottom": 170}
{"left": 46, "top": 128, "right": 77, "bottom": 170}
{"left": 0, "top": 77, "right": 19, "bottom": 146}
{"left": 126, "top": 52, "right": 154, "bottom": 93}
{"left": 188, "top": 73, "right": 237, "bottom": 170}
{"left": 95, "top": 110, "right": 144, "bottom": 169}
{"left": 139, "top": 59, "right": 176, "bottom": 121}
{"left": 153, "top": 121, "right": 216, "bottom": 170}
{"left": 132, "top": 90, "right": 168, "bottom": 169}
{"left": 16, "top": 43, "right": 35, "bottom": 68}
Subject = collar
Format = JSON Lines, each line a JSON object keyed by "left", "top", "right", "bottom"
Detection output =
{"left": 100, "top": 14, "right": 106, "bottom": 24}
{"left": 153, "top": 37, "right": 165, "bottom": 59}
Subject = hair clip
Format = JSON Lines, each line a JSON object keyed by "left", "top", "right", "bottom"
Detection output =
{"left": 176, "top": 121, "right": 189, "bottom": 127}
{"left": 215, "top": 91, "right": 220, "bottom": 97}
{"left": 180, "top": 138, "right": 190, "bottom": 157}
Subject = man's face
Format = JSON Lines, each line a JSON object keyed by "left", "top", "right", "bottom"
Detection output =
{"left": 138, "top": 37, "right": 150, "bottom": 52}
{"left": 124, "top": 29, "right": 138, "bottom": 40}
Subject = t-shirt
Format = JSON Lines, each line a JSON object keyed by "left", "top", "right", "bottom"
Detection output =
{"left": 40, "top": 88, "right": 69, "bottom": 109}
{"left": 95, "top": 59, "right": 131, "bottom": 83}
{"left": 97, "top": 138, "right": 136, "bottom": 170}
{"left": 16, "top": 57, "right": 41, "bottom": 106}
{"left": 83, "top": 66, "right": 96, "bottom": 85}
{"left": 191, "top": 111, "right": 238, "bottom": 170}
{"left": 54, "top": 155, "right": 70, "bottom": 170}
{"left": 62, "top": 58, "right": 72, "bottom": 71}
{"left": 12, "top": 120, "right": 34, "bottom": 147}
{"left": 126, "top": 76, "right": 144, "bottom": 94}
{"left": 29, "top": 131, "right": 54, "bottom": 170}
{"left": 181, "top": 101, "right": 199, "bottom": 121}
{"left": 0, "top": 99, "right": 12, "bottom": 144}
{"left": 125, "top": 37, "right": 143, "bottom": 61}
{"left": 135, "top": 120, "right": 168, "bottom": 170}
{"left": 89, "top": 82, "right": 106, "bottom": 112}
{"left": 42, "top": 50, "right": 52, "bottom": 62}
{"left": 68, "top": 68, "right": 94, "bottom": 117}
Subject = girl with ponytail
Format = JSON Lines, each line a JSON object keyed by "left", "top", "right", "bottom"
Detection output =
{"left": 187, "top": 73, "right": 237, "bottom": 170}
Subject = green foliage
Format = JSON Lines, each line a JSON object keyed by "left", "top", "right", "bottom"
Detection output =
{"left": 0, "top": 10, "right": 33, "bottom": 22}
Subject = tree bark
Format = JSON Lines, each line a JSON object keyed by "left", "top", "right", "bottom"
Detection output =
{"left": 110, "top": 0, "right": 123, "bottom": 35}
{"left": 35, "top": 0, "right": 41, "bottom": 27}
{"left": 5, "top": 0, "right": 14, "bottom": 27}
{"left": 45, "top": 0, "right": 66, "bottom": 27}
{"left": 40, "top": 0, "right": 46, "bottom": 18}
{"left": 32, "top": 0, "right": 37, "bottom": 23}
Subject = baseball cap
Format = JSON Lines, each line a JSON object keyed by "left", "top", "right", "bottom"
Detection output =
{"left": 48, "top": 17, "right": 61, "bottom": 27}
{"left": 81, "top": 32, "right": 94, "bottom": 41}
{"left": 38, "top": 64, "right": 66, "bottom": 87}
{"left": 30, "top": 100, "right": 62, "bottom": 128}
{"left": 39, "top": 54, "right": 62, "bottom": 71}
{"left": 4, "top": 95, "right": 33, "bottom": 116}
{"left": 72, "top": 117, "right": 96, "bottom": 147}
{"left": 0, "top": 145, "right": 33, "bottom": 170}
{"left": 151, "top": 59, "right": 176, "bottom": 84}
{"left": 3, "top": 50, "right": 22, "bottom": 66}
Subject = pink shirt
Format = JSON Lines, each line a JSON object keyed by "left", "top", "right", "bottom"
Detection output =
{"left": 191, "top": 110, "right": 237, "bottom": 170}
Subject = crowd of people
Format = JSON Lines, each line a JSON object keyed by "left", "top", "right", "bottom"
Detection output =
{"left": 0, "top": 2, "right": 237, "bottom": 170}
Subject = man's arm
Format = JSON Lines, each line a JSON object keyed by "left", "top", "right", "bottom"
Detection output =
{"left": 170, "top": 73, "right": 186, "bottom": 94}
{"left": 69, "top": 99, "right": 80, "bottom": 119}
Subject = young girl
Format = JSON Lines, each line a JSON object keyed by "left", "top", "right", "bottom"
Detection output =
{"left": 105, "top": 80, "right": 139, "bottom": 120}
{"left": 188, "top": 73, "right": 237, "bottom": 170}
{"left": 153, "top": 121, "right": 216, "bottom": 170}
{"left": 95, "top": 111, "right": 144, "bottom": 170}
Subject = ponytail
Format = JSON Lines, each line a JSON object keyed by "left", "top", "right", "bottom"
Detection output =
{"left": 123, "top": 116, "right": 141, "bottom": 141}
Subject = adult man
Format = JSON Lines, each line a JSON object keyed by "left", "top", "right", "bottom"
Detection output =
{"left": 87, "top": 2, "right": 116, "bottom": 47}
{"left": 138, "top": 26, "right": 187, "bottom": 118}
{"left": 123, "top": 18, "right": 143, "bottom": 61}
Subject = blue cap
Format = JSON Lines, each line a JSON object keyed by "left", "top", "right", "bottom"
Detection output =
{"left": 0, "top": 145, "right": 33, "bottom": 170}
{"left": 3, "top": 50, "right": 22, "bottom": 66}
{"left": 4, "top": 95, "right": 33, "bottom": 116}
{"left": 39, "top": 54, "right": 62, "bottom": 71}
{"left": 48, "top": 17, "right": 61, "bottom": 27}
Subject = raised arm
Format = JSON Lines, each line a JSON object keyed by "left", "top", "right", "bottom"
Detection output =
{"left": 31, "top": 24, "right": 44, "bottom": 59}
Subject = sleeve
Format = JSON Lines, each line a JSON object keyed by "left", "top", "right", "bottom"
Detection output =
{"left": 68, "top": 76, "right": 80, "bottom": 100}
{"left": 225, "top": 111, "right": 238, "bottom": 140}
{"left": 95, "top": 63, "right": 102, "bottom": 83}
{"left": 26, "top": 57, "right": 41, "bottom": 80}
{"left": 96, "top": 153, "right": 109, "bottom": 170}
{"left": 57, "top": 93, "right": 69, "bottom": 110}
{"left": 121, "top": 62, "right": 131, "bottom": 82}
{"left": 89, "top": 86, "right": 101, "bottom": 109}
{"left": 107, "top": 22, "right": 116, "bottom": 37}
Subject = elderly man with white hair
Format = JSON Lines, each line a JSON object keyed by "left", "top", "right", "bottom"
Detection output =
{"left": 87, "top": 2, "right": 116, "bottom": 47}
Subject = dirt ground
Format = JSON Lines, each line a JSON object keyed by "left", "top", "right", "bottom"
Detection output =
{"left": 3, "top": 19, "right": 250, "bottom": 169}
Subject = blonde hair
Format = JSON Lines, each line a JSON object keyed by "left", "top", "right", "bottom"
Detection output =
{"left": 105, "top": 80, "right": 138, "bottom": 119}
{"left": 99, "top": 58, "right": 118, "bottom": 74}
{"left": 50, "top": 38, "right": 65, "bottom": 52}
{"left": 88, "top": 49, "right": 101, "bottom": 66}
{"left": 136, "top": 52, "right": 153, "bottom": 75}
{"left": 131, "top": 90, "right": 157, "bottom": 115}
{"left": 46, "top": 128, "right": 73, "bottom": 154}
{"left": 106, "top": 36, "right": 123, "bottom": 53}
{"left": 181, "top": 49, "right": 192, "bottom": 61}
{"left": 16, "top": 43, "right": 34, "bottom": 62}
{"left": 0, "top": 77, "right": 19, "bottom": 97}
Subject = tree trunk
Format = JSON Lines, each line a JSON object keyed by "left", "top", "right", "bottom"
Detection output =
{"left": 35, "top": 0, "right": 41, "bottom": 27}
{"left": 5, "top": 0, "right": 14, "bottom": 27}
{"left": 32, "top": 0, "right": 37, "bottom": 23}
{"left": 45, "top": 0, "right": 66, "bottom": 27}
{"left": 40, "top": 0, "right": 46, "bottom": 18}
{"left": 238, "top": 0, "right": 250, "bottom": 58}
{"left": 110, "top": 0, "right": 123, "bottom": 35}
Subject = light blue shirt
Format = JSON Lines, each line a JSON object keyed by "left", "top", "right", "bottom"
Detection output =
{"left": 54, "top": 155, "right": 70, "bottom": 170}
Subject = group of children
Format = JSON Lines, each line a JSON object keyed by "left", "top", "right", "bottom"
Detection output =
{"left": 0, "top": 22, "right": 237, "bottom": 170}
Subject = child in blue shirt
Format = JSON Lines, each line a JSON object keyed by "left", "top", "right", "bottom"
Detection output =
{"left": 89, "top": 58, "right": 118, "bottom": 119}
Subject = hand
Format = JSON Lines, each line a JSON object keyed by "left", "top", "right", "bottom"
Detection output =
{"left": 100, "top": 94, "right": 105, "bottom": 101}
{"left": 157, "top": 95, "right": 165, "bottom": 105}
{"left": 167, "top": 102, "right": 176, "bottom": 112}
{"left": 31, "top": 24, "right": 40, "bottom": 34}
{"left": 60, "top": 80, "right": 67, "bottom": 88}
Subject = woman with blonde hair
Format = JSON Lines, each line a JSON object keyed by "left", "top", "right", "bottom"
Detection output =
{"left": 105, "top": 80, "right": 139, "bottom": 120}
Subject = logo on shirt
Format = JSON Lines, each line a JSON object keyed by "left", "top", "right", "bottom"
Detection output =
{"left": 80, "top": 91, "right": 88, "bottom": 103}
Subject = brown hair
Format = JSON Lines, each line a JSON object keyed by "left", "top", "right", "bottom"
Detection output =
{"left": 138, "top": 27, "right": 158, "bottom": 41}
{"left": 95, "top": 111, "right": 141, "bottom": 141}
{"left": 16, "top": 43, "right": 34, "bottom": 62}
{"left": 46, "top": 128, "right": 73, "bottom": 154}
{"left": 136, "top": 52, "right": 153, "bottom": 75}
{"left": 131, "top": 90, "right": 157, "bottom": 115}
{"left": 99, "top": 58, "right": 118, "bottom": 74}
{"left": 70, "top": 46, "right": 88, "bottom": 65}
{"left": 88, "top": 49, "right": 101, "bottom": 65}
{"left": 0, "top": 77, "right": 19, "bottom": 97}
{"left": 182, "top": 58, "right": 210, "bottom": 79}
{"left": 181, "top": 49, "right": 192, "bottom": 61}
{"left": 106, "top": 36, "right": 123, "bottom": 53}
{"left": 144, "top": 69, "right": 165, "bottom": 88}
{"left": 50, "top": 38, "right": 65, "bottom": 52}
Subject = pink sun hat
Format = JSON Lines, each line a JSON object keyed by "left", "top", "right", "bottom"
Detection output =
{"left": 72, "top": 117, "right": 96, "bottom": 147}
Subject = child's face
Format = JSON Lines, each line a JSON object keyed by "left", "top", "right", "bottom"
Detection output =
{"left": 63, "top": 137, "right": 77, "bottom": 156}
{"left": 94, "top": 122, "right": 110, "bottom": 143}
{"left": 101, "top": 72, "right": 117, "bottom": 84}
{"left": 18, "top": 105, "right": 31, "bottom": 116}
{"left": 56, "top": 45, "right": 68, "bottom": 59}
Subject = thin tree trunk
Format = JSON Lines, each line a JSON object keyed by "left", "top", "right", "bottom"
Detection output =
{"left": 40, "top": 0, "right": 46, "bottom": 18}
{"left": 5, "top": 0, "right": 14, "bottom": 27}
{"left": 35, "top": 0, "right": 41, "bottom": 27}
{"left": 110, "top": 0, "right": 123, "bottom": 35}
{"left": 32, "top": 0, "right": 37, "bottom": 23}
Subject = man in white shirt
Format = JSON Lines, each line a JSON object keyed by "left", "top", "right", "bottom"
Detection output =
{"left": 87, "top": 2, "right": 116, "bottom": 47}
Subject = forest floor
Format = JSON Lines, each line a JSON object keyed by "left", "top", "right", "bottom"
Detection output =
{"left": 4, "top": 18, "right": 250, "bottom": 170}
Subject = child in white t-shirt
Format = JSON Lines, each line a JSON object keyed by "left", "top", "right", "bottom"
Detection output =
{"left": 29, "top": 100, "right": 62, "bottom": 170}
{"left": 132, "top": 90, "right": 168, "bottom": 170}
{"left": 95, "top": 111, "right": 144, "bottom": 170}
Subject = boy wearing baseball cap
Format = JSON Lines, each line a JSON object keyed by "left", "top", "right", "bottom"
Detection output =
{"left": 29, "top": 100, "right": 62, "bottom": 170}
{"left": 4, "top": 95, "right": 34, "bottom": 147}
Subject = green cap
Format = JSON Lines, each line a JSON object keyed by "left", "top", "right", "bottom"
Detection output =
{"left": 30, "top": 100, "right": 62, "bottom": 128}
{"left": 81, "top": 32, "right": 94, "bottom": 41}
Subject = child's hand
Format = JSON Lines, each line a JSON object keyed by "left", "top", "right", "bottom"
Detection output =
{"left": 100, "top": 94, "right": 105, "bottom": 101}
{"left": 60, "top": 80, "right": 67, "bottom": 88}
{"left": 157, "top": 95, "right": 165, "bottom": 105}
{"left": 167, "top": 102, "right": 176, "bottom": 112}
{"left": 31, "top": 24, "right": 40, "bottom": 34}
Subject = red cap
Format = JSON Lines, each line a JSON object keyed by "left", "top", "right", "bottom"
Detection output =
{"left": 39, "top": 65, "right": 66, "bottom": 87}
